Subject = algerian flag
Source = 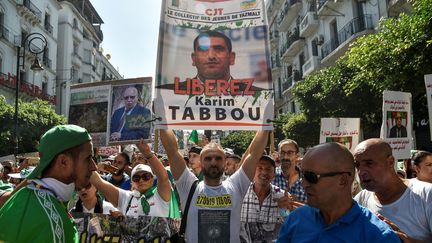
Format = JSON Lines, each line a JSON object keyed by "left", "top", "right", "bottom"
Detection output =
{"left": 188, "top": 130, "right": 199, "bottom": 144}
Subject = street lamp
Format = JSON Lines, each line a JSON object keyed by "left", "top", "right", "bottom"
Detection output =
{"left": 14, "top": 33, "right": 47, "bottom": 156}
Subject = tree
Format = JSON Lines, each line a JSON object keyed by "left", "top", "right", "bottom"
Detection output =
{"left": 284, "top": 0, "right": 432, "bottom": 144}
{"left": 220, "top": 131, "right": 255, "bottom": 156}
{"left": 0, "top": 96, "right": 66, "bottom": 156}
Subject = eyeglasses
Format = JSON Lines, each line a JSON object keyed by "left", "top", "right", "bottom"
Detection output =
{"left": 280, "top": 150, "right": 297, "bottom": 156}
{"left": 132, "top": 173, "right": 153, "bottom": 182}
{"left": 302, "top": 170, "right": 352, "bottom": 184}
{"left": 123, "top": 95, "right": 136, "bottom": 100}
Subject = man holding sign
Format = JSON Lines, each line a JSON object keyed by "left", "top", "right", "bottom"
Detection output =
{"left": 160, "top": 129, "right": 269, "bottom": 243}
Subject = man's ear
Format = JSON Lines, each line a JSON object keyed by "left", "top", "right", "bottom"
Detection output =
{"left": 56, "top": 154, "right": 74, "bottom": 170}
{"left": 191, "top": 53, "right": 196, "bottom": 66}
{"left": 387, "top": 155, "right": 395, "bottom": 169}
{"left": 230, "top": 52, "right": 235, "bottom": 65}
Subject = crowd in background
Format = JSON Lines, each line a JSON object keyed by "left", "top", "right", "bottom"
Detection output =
{"left": 0, "top": 127, "right": 432, "bottom": 242}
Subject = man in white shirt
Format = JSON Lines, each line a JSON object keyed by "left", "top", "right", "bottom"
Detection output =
{"left": 354, "top": 138, "right": 432, "bottom": 243}
{"left": 160, "top": 129, "right": 269, "bottom": 243}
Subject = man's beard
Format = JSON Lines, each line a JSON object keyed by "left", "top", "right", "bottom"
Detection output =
{"left": 202, "top": 166, "right": 224, "bottom": 180}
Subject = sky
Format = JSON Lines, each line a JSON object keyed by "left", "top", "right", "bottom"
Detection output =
{"left": 90, "top": 1, "right": 162, "bottom": 79}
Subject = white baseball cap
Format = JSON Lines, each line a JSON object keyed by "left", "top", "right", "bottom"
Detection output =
{"left": 131, "top": 164, "right": 154, "bottom": 178}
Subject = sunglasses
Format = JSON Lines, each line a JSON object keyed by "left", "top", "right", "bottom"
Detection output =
{"left": 302, "top": 170, "right": 352, "bottom": 184}
{"left": 132, "top": 173, "right": 153, "bottom": 182}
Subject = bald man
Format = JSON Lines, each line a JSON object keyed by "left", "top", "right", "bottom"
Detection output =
{"left": 277, "top": 143, "right": 400, "bottom": 242}
{"left": 354, "top": 139, "right": 432, "bottom": 243}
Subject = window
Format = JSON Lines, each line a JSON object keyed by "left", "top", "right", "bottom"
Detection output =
{"left": 44, "top": 13, "right": 52, "bottom": 34}
{"left": 73, "top": 42, "right": 79, "bottom": 55}
{"left": 73, "top": 18, "right": 78, "bottom": 29}
{"left": 42, "top": 77, "right": 48, "bottom": 94}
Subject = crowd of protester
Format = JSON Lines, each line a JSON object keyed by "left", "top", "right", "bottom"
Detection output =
{"left": 0, "top": 125, "right": 431, "bottom": 242}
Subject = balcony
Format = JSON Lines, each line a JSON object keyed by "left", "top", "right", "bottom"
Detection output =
{"left": 44, "top": 22, "right": 53, "bottom": 34}
{"left": 267, "top": 0, "right": 285, "bottom": 22}
{"left": 281, "top": 28, "right": 305, "bottom": 62}
{"left": 302, "top": 56, "right": 321, "bottom": 77}
{"left": 270, "top": 21, "right": 280, "bottom": 49}
{"left": 317, "top": 0, "right": 340, "bottom": 16}
{"left": 282, "top": 71, "right": 301, "bottom": 93}
{"left": 277, "top": 0, "right": 302, "bottom": 32}
{"left": 300, "top": 12, "right": 319, "bottom": 38}
{"left": 321, "top": 15, "right": 374, "bottom": 65}
{"left": 271, "top": 53, "right": 281, "bottom": 74}
{"left": 17, "top": 0, "right": 42, "bottom": 25}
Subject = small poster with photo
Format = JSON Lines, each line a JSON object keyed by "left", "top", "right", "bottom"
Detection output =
{"left": 380, "top": 90, "right": 412, "bottom": 160}
{"left": 69, "top": 77, "right": 153, "bottom": 146}
{"left": 108, "top": 83, "right": 152, "bottom": 145}
{"left": 319, "top": 118, "right": 360, "bottom": 152}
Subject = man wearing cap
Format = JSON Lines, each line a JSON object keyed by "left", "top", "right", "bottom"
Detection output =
{"left": 160, "top": 129, "right": 269, "bottom": 243}
{"left": 188, "top": 146, "right": 204, "bottom": 181}
{"left": 0, "top": 124, "right": 97, "bottom": 243}
{"left": 90, "top": 139, "right": 171, "bottom": 217}
{"left": 240, "top": 155, "right": 285, "bottom": 242}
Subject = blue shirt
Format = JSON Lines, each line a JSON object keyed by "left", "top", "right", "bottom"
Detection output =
{"left": 277, "top": 201, "right": 401, "bottom": 243}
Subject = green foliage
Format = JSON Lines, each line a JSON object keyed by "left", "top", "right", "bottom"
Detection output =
{"left": 275, "top": 112, "right": 320, "bottom": 148}
{"left": 220, "top": 131, "right": 255, "bottom": 156}
{"left": 285, "top": 0, "right": 432, "bottom": 143}
{"left": 0, "top": 96, "right": 66, "bottom": 156}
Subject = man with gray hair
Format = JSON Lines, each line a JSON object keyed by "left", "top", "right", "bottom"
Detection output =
{"left": 272, "top": 139, "right": 306, "bottom": 202}
{"left": 354, "top": 138, "right": 432, "bottom": 242}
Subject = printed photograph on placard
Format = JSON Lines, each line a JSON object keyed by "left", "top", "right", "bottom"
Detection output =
{"left": 386, "top": 111, "right": 408, "bottom": 138}
{"left": 325, "top": 136, "right": 353, "bottom": 150}
{"left": 108, "top": 83, "right": 152, "bottom": 144}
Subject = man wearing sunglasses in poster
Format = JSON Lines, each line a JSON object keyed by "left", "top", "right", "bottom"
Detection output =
{"left": 110, "top": 86, "right": 151, "bottom": 142}
{"left": 90, "top": 139, "right": 171, "bottom": 218}
{"left": 354, "top": 139, "right": 432, "bottom": 243}
{"left": 277, "top": 143, "right": 401, "bottom": 242}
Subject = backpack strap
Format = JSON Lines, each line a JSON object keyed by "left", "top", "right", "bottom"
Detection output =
{"left": 178, "top": 180, "right": 198, "bottom": 239}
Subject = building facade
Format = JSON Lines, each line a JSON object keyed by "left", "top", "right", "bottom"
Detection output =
{"left": 266, "top": 0, "right": 412, "bottom": 115}
{"left": 0, "top": 0, "right": 122, "bottom": 116}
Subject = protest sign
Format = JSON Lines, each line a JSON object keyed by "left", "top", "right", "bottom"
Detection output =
{"left": 69, "top": 77, "right": 153, "bottom": 146}
{"left": 72, "top": 212, "right": 179, "bottom": 243}
{"left": 319, "top": 118, "right": 360, "bottom": 152}
{"left": 424, "top": 74, "right": 432, "bottom": 139}
{"left": 154, "top": 0, "right": 274, "bottom": 130}
{"left": 381, "top": 90, "right": 412, "bottom": 160}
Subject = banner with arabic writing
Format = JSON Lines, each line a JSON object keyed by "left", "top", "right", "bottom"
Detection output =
{"left": 380, "top": 90, "right": 412, "bottom": 160}
{"left": 154, "top": 0, "right": 274, "bottom": 130}
{"left": 319, "top": 118, "right": 360, "bottom": 152}
{"left": 72, "top": 212, "right": 179, "bottom": 243}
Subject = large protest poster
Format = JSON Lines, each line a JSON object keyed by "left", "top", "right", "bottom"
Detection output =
{"left": 72, "top": 212, "right": 179, "bottom": 243}
{"left": 424, "top": 74, "right": 432, "bottom": 139}
{"left": 154, "top": 0, "right": 274, "bottom": 130}
{"left": 380, "top": 90, "right": 412, "bottom": 160}
{"left": 69, "top": 77, "right": 153, "bottom": 146}
{"left": 319, "top": 118, "right": 360, "bottom": 152}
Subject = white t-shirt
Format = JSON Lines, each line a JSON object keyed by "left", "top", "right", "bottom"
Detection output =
{"left": 355, "top": 178, "right": 432, "bottom": 242}
{"left": 82, "top": 201, "right": 118, "bottom": 215}
{"left": 117, "top": 188, "right": 169, "bottom": 218}
{"left": 176, "top": 167, "right": 251, "bottom": 243}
